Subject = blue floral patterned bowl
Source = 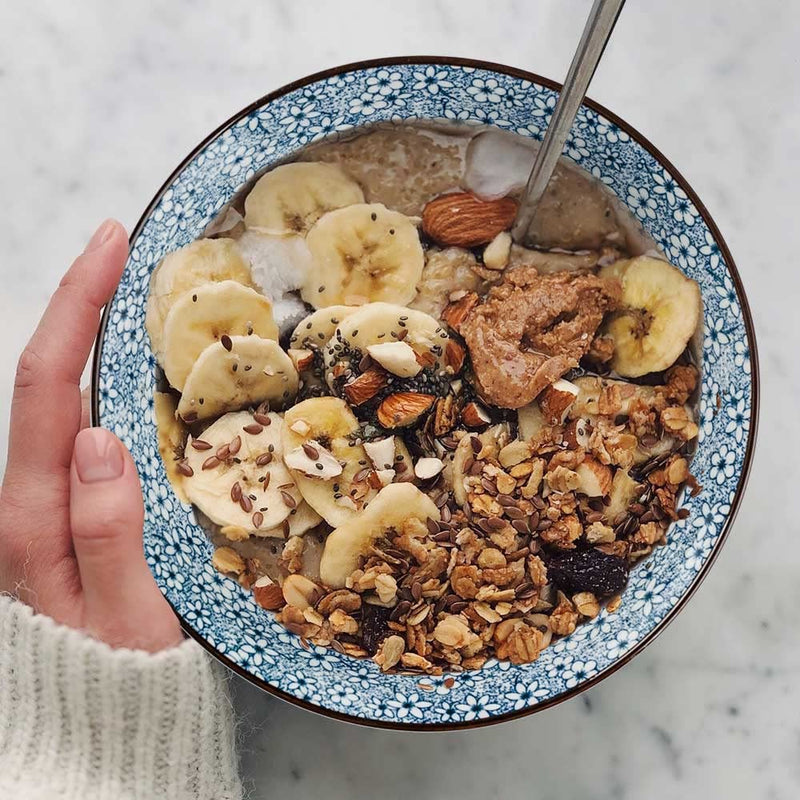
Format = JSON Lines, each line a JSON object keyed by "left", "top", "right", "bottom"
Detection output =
{"left": 92, "top": 58, "right": 758, "bottom": 729}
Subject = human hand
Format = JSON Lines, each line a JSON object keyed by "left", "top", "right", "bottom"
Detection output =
{"left": 0, "top": 220, "right": 182, "bottom": 652}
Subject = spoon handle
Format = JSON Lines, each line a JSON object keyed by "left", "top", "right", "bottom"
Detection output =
{"left": 511, "top": 0, "right": 626, "bottom": 242}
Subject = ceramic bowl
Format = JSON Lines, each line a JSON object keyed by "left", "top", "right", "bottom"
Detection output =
{"left": 92, "top": 58, "right": 758, "bottom": 729}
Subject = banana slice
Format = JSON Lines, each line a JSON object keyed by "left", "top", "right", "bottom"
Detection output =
{"left": 571, "top": 375, "right": 684, "bottom": 464}
{"left": 281, "top": 397, "right": 377, "bottom": 527}
{"left": 323, "top": 302, "right": 450, "bottom": 391}
{"left": 178, "top": 335, "right": 298, "bottom": 422}
{"left": 600, "top": 256, "right": 701, "bottom": 377}
{"left": 302, "top": 204, "right": 424, "bottom": 308}
{"left": 244, "top": 162, "right": 364, "bottom": 235}
{"left": 451, "top": 424, "right": 510, "bottom": 507}
{"left": 453, "top": 424, "right": 512, "bottom": 506}
{"left": 161, "top": 281, "right": 279, "bottom": 392}
{"left": 517, "top": 402, "right": 547, "bottom": 442}
{"left": 254, "top": 500, "right": 323, "bottom": 539}
{"left": 146, "top": 238, "right": 252, "bottom": 361}
{"left": 605, "top": 469, "right": 642, "bottom": 523}
{"left": 153, "top": 391, "right": 190, "bottom": 504}
{"left": 288, "top": 306, "right": 359, "bottom": 390}
{"left": 319, "top": 483, "right": 439, "bottom": 588}
{"left": 182, "top": 411, "right": 301, "bottom": 532}
{"left": 281, "top": 398, "right": 413, "bottom": 526}
{"left": 289, "top": 306, "right": 359, "bottom": 350}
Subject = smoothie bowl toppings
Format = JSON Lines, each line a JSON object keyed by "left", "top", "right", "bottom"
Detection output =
{"left": 148, "top": 122, "right": 702, "bottom": 675}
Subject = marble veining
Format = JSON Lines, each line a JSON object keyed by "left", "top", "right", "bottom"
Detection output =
{"left": 0, "top": 0, "right": 797, "bottom": 797}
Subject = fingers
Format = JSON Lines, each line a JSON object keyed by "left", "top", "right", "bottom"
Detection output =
{"left": 6, "top": 220, "right": 128, "bottom": 484}
{"left": 70, "top": 428, "right": 182, "bottom": 652}
{"left": 80, "top": 386, "right": 91, "bottom": 430}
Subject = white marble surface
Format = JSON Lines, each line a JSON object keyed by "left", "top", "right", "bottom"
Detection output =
{"left": 1, "top": 0, "right": 797, "bottom": 797}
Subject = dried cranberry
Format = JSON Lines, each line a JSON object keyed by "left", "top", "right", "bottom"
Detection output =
{"left": 547, "top": 549, "right": 629, "bottom": 598}
{"left": 359, "top": 604, "right": 392, "bottom": 654}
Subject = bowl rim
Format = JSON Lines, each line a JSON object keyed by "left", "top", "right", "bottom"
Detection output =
{"left": 92, "top": 55, "right": 760, "bottom": 731}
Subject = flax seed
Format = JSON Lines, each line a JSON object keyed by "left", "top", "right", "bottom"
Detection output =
{"left": 515, "top": 582, "right": 537, "bottom": 599}
{"left": 302, "top": 442, "right": 320, "bottom": 460}
{"left": 480, "top": 477, "right": 497, "bottom": 495}
{"left": 281, "top": 491, "right": 297, "bottom": 509}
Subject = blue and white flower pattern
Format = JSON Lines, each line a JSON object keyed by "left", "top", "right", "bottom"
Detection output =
{"left": 96, "top": 62, "right": 755, "bottom": 727}
{"left": 710, "top": 445, "right": 737, "bottom": 485}
{"left": 366, "top": 69, "right": 403, "bottom": 96}
{"left": 505, "top": 680, "right": 551, "bottom": 710}
{"left": 466, "top": 77, "right": 506, "bottom": 103}
{"left": 412, "top": 66, "right": 454, "bottom": 95}
{"left": 455, "top": 694, "right": 501, "bottom": 721}
{"left": 628, "top": 186, "right": 657, "bottom": 221}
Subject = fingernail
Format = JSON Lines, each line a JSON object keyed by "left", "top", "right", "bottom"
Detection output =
{"left": 84, "top": 219, "right": 116, "bottom": 253}
{"left": 74, "top": 428, "right": 124, "bottom": 483}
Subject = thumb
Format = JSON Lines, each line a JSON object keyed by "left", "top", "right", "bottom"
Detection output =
{"left": 70, "top": 427, "right": 182, "bottom": 652}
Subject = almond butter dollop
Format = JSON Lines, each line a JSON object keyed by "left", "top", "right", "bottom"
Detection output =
{"left": 461, "top": 267, "right": 621, "bottom": 409}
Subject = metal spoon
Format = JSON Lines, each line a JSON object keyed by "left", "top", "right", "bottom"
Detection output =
{"left": 511, "top": 0, "right": 627, "bottom": 243}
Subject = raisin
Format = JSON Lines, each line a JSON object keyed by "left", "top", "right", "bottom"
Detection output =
{"left": 359, "top": 604, "right": 393, "bottom": 654}
{"left": 546, "top": 549, "right": 629, "bottom": 598}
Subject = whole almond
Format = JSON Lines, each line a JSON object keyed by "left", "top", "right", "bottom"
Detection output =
{"left": 422, "top": 192, "right": 518, "bottom": 248}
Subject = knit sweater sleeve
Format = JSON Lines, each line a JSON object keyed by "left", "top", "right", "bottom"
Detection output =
{"left": 0, "top": 595, "right": 242, "bottom": 800}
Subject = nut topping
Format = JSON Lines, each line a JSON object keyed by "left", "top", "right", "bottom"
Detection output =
{"left": 377, "top": 392, "right": 435, "bottom": 428}
{"left": 422, "top": 192, "right": 518, "bottom": 248}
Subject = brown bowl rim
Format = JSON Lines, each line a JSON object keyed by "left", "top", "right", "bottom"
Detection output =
{"left": 91, "top": 55, "right": 760, "bottom": 731}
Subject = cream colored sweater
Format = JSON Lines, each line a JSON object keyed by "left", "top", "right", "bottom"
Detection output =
{"left": 0, "top": 595, "right": 242, "bottom": 799}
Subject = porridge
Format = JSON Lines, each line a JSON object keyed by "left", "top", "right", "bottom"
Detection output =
{"left": 147, "top": 123, "right": 702, "bottom": 674}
